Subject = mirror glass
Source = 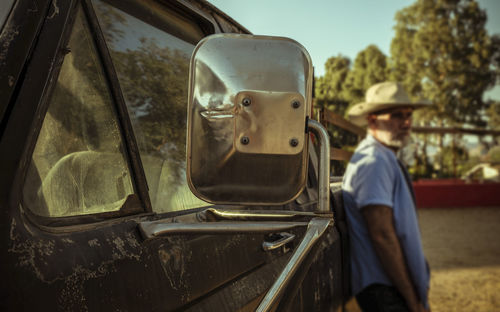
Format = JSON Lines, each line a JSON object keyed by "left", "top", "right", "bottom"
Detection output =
{"left": 187, "top": 34, "right": 313, "bottom": 205}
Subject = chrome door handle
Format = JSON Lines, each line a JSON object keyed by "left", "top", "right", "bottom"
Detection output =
{"left": 257, "top": 218, "right": 331, "bottom": 312}
{"left": 262, "top": 232, "right": 295, "bottom": 251}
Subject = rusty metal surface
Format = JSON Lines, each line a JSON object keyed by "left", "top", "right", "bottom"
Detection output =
{"left": 0, "top": 0, "right": 348, "bottom": 311}
{"left": 0, "top": 0, "right": 15, "bottom": 31}
{"left": 257, "top": 217, "right": 331, "bottom": 311}
{"left": 0, "top": 0, "right": 52, "bottom": 124}
{"left": 295, "top": 225, "right": 346, "bottom": 310}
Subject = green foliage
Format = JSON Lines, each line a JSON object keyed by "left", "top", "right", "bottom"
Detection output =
{"left": 315, "top": 46, "right": 389, "bottom": 115}
{"left": 315, "top": 55, "right": 351, "bottom": 114}
{"left": 390, "top": 0, "right": 499, "bottom": 127}
{"left": 111, "top": 40, "right": 189, "bottom": 180}
{"left": 487, "top": 101, "right": 500, "bottom": 130}
{"left": 315, "top": 0, "right": 500, "bottom": 177}
{"left": 93, "top": 0, "right": 191, "bottom": 182}
{"left": 408, "top": 134, "right": 435, "bottom": 179}
{"left": 344, "top": 45, "right": 389, "bottom": 109}
{"left": 315, "top": 47, "right": 389, "bottom": 175}
{"left": 487, "top": 146, "right": 500, "bottom": 163}
{"left": 433, "top": 144, "right": 470, "bottom": 178}
{"left": 316, "top": 45, "right": 390, "bottom": 112}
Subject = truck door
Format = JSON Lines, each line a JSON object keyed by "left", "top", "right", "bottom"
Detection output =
{"left": 2, "top": 0, "right": 341, "bottom": 311}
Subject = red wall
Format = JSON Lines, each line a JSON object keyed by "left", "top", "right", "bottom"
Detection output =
{"left": 413, "top": 179, "right": 500, "bottom": 208}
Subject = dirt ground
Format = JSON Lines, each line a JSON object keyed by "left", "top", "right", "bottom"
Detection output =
{"left": 345, "top": 207, "right": 500, "bottom": 312}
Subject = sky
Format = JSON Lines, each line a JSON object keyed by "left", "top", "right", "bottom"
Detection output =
{"left": 208, "top": 0, "right": 500, "bottom": 100}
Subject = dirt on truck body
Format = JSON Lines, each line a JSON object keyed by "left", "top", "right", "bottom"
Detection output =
{"left": 0, "top": 0, "right": 349, "bottom": 310}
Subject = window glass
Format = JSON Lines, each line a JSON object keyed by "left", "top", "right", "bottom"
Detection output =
{"left": 23, "top": 5, "right": 134, "bottom": 217}
{"left": 92, "top": 0, "right": 210, "bottom": 212}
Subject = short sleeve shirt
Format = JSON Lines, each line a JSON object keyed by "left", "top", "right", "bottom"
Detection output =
{"left": 342, "top": 134, "right": 430, "bottom": 308}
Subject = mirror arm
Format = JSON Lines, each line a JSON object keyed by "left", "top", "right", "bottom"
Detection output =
{"left": 306, "top": 119, "right": 331, "bottom": 213}
{"left": 138, "top": 221, "right": 308, "bottom": 239}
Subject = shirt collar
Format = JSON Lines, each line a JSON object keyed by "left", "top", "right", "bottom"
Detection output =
{"left": 364, "top": 133, "right": 396, "bottom": 156}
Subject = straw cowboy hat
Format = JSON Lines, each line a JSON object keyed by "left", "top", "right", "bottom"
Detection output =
{"left": 347, "top": 81, "right": 431, "bottom": 127}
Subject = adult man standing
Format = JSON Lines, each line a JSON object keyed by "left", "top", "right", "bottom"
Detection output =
{"left": 342, "top": 82, "right": 431, "bottom": 312}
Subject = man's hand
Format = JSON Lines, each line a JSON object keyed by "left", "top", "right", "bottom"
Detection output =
{"left": 362, "top": 205, "right": 425, "bottom": 312}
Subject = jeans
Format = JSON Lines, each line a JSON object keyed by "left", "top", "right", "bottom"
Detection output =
{"left": 355, "top": 284, "right": 409, "bottom": 312}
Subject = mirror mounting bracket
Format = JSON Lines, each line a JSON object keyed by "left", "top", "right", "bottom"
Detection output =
{"left": 307, "top": 119, "right": 331, "bottom": 214}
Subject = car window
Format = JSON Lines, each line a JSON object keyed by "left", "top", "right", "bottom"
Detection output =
{"left": 23, "top": 4, "right": 135, "bottom": 217}
{"left": 92, "top": 0, "right": 210, "bottom": 212}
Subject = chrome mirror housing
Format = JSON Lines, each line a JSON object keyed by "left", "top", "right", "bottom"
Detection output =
{"left": 186, "top": 34, "right": 313, "bottom": 205}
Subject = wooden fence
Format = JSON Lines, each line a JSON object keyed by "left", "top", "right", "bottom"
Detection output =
{"left": 318, "top": 108, "right": 364, "bottom": 162}
{"left": 318, "top": 107, "right": 500, "bottom": 207}
{"left": 318, "top": 107, "right": 500, "bottom": 164}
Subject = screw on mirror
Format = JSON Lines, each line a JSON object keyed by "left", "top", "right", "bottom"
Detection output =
{"left": 242, "top": 97, "right": 252, "bottom": 106}
{"left": 291, "top": 100, "right": 301, "bottom": 109}
{"left": 289, "top": 138, "right": 299, "bottom": 147}
{"left": 241, "top": 136, "right": 250, "bottom": 145}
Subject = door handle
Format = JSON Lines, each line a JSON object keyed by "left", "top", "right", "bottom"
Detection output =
{"left": 262, "top": 232, "right": 295, "bottom": 251}
{"left": 257, "top": 218, "right": 331, "bottom": 312}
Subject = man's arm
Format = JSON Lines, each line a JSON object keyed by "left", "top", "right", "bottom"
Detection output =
{"left": 362, "top": 204, "right": 428, "bottom": 312}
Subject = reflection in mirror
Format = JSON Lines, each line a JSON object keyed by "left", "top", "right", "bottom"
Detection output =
{"left": 92, "top": 0, "right": 210, "bottom": 212}
{"left": 187, "top": 34, "right": 313, "bottom": 205}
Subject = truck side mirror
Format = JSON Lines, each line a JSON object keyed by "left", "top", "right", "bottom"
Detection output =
{"left": 186, "top": 34, "right": 313, "bottom": 205}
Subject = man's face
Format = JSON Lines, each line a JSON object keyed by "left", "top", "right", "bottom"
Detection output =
{"left": 367, "top": 107, "right": 413, "bottom": 149}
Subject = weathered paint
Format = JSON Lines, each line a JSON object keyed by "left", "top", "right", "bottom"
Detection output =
{"left": 47, "top": 0, "right": 59, "bottom": 19}
{"left": 0, "top": 0, "right": 349, "bottom": 310}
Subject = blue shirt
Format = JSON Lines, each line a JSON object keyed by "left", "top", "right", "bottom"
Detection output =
{"left": 342, "top": 134, "right": 430, "bottom": 308}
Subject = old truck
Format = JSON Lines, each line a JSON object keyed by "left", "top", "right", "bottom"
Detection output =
{"left": 0, "top": 0, "right": 349, "bottom": 310}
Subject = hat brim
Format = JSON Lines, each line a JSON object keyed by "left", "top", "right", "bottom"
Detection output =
{"left": 347, "top": 100, "right": 432, "bottom": 127}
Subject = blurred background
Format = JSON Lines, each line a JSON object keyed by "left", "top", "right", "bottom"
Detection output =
{"left": 209, "top": 0, "right": 500, "bottom": 181}
{"left": 208, "top": 2, "right": 500, "bottom": 311}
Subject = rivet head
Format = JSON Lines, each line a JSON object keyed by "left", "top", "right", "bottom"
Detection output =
{"left": 241, "top": 136, "right": 250, "bottom": 145}
{"left": 290, "top": 138, "right": 299, "bottom": 147}
{"left": 291, "top": 100, "right": 301, "bottom": 109}
{"left": 242, "top": 98, "right": 251, "bottom": 106}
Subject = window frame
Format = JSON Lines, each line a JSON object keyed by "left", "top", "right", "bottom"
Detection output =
{"left": 0, "top": 0, "right": 53, "bottom": 125}
{"left": 86, "top": 0, "right": 218, "bottom": 214}
{"left": 84, "top": 0, "right": 322, "bottom": 216}
{"left": 82, "top": 0, "right": 152, "bottom": 213}
{"left": 19, "top": 0, "right": 220, "bottom": 227}
{"left": 17, "top": 0, "right": 320, "bottom": 228}
{"left": 19, "top": 0, "right": 147, "bottom": 226}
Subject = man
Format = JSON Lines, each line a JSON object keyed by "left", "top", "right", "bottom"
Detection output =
{"left": 342, "top": 82, "right": 431, "bottom": 312}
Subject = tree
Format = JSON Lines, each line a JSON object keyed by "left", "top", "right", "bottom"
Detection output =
{"left": 110, "top": 39, "right": 189, "bottom": 181}
{"left": 391, "top": 0, "right": 500, "bottom": 178}
{"left": 433, "top": 144, "right": 469, "bottom": 177}
{"left": 487, "top": 146, "right": 500, "bottom": 163}
{"left": 487, "top": 101, "right": 500, "bottom": 132}
{"left": 344, "top": 45, "right": 389, "bottom": 109}
{"left": 316, "top": 46, "right": 390, "bottom": 115}
{"left": 315, "top": 55, "right": 351, "bottom": 115}
{"left": 390, "top": 0, "right": 499, "bottom": 128}
{"left": 315, "top": 56, "right": 355, "bottom": 175}
{"left": 315, "top": 48, "right": 388, "bottom": 175}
